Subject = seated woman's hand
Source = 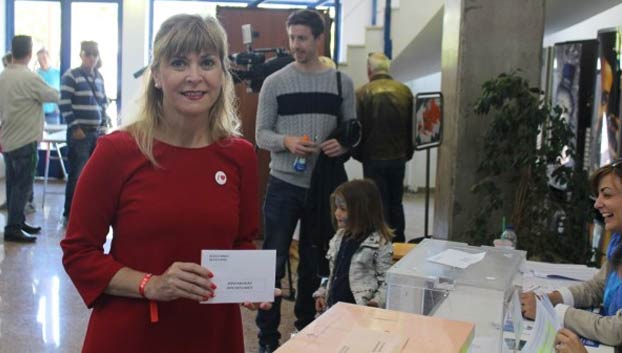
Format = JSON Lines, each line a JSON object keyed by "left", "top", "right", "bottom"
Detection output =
{"left": 144, "top": 262, "right": 215, "bottom": 302}
{"left": 242, "top": 288, "right": 282, "bottom": 311}
{"left": 555, "top": 328, "right": 588, "bottom": 353}
{"left": 519, "top": 291, "right": 537, "bottom": 320}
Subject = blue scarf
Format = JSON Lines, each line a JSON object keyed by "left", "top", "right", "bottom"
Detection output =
{"left": 603, "top": 233, "right": 622, "bottom": 316}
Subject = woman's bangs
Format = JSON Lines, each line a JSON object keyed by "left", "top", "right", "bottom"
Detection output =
{"left": 161, "top": 22, "right": 221, "bottom": 61}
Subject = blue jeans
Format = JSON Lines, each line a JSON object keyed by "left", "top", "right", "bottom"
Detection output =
{"left": 363, "top": 159, "right": 406, "bottom": 242}
{"left": 256, "top": 176, "right": 319, "bottom": 346}
{"left": 3, "top": 142, "right": 38, "bottom": 231}
{"left": 64, "top": 129, "right": 99, "bottom": 218}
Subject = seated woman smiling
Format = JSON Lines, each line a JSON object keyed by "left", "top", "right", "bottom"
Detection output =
{"left": 521, "top": 160, "right": 622, "bottom": 353}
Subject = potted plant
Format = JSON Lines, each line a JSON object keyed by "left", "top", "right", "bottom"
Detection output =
{"left": 466, "top": 71, "right": 592, "bottom": 263}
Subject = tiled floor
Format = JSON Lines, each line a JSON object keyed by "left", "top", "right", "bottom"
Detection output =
{"left": 0, "top": 179, "right": 433, "bottom": 353}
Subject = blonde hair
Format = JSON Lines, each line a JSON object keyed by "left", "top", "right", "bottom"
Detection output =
{"left": 318, "top": 56, "right": 336, "bottom": 69}
{"left": 367, "top": 52, "right": 390, "bottom": 75}
{"left": 125, "top": 14, "right": 240, "bottom": 165}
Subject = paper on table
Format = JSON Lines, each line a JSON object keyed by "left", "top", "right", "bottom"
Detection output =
{"left": 524, "top": 261, "right": 598, "bottom": 282}
{"left": 427, "top": 249, "right": 486, "bottom": 269}
{"left": 200, "top": 250, "right": 276, "bottom": 304}
{"left": 335, "top": 327, "right": 409, "bottom": 353}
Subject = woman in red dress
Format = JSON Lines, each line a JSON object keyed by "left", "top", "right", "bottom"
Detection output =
{"left": 61, "top": 14, "right": 263, "bottom": 353}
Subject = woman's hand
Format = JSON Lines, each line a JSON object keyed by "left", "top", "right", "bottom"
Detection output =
{"left": 144, "top": 262, "right": 215, "bottom": 302}
{"left": 366, "top": 300, "right": 379, "bottom": 308}
{"left": 315, "top": 297, "right": 327, "bottom": 313}
{"left": 519, "top": 291, "right": 537, "bottom": 319}
{"left": 242, "top": 289, "right": 282, "bottom": 311}
{"left": 555, "top": 328, "right": 588, "bottom": 353}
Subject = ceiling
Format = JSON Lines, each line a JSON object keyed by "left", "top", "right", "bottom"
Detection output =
{"left": 391, "top": 0, "right": 622, "bottom": 82}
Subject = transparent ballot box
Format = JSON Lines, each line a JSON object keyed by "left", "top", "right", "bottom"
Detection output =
{"left": 386, "top": 239, "right": 525, "bottom": 352}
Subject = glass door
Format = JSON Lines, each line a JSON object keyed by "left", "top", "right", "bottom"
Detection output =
{"left": 71, "top": 1, "right": 119, "bottom": 126}
{"left": 14, "top": 1, "right": 61, "bottom": 71}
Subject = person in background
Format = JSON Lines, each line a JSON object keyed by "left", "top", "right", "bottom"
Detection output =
{"left": 0, "top": 35, "right": 58, "bottom": 243}
{"left": 59, "top": 40, "right": 107, "bottom": 223}
{"left": 318, "top": 55, "right": 336, "bottom": 69}
{"left": 36, "top": 48, "right": 61, "bottom": 124}
{"left": 61, "top": 14, "right": 272, "bottom": 353}
{"left": 521, "top": 161, "right": 622, "bottom": 353}
{"left": 353, "top": 52, "right": 414, "bottom": 243}
{"left": 255, "top": 9, "right": 356, "bottom": 353}
{"left": 313, "top": 179, "right": 393, "bottom": 312}
{"left": 0, "top": 52, "right": 10, "bottom": 211}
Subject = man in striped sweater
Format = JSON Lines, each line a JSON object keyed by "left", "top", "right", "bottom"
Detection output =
{"left": 59, "top": 41, "right": 107, "bottom": 222}
{"left": 255, "top": 9, "right": 356, "bottom": 353}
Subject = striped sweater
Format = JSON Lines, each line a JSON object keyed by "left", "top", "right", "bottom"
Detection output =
{"left": 255, "top": 63, "right": 356, "bottom": 188}
{"left": 59, "top": 67, "right": 107, "bottom": 129}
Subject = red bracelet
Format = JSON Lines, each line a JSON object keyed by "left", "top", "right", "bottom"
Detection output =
{"left": 139, "top": 273, "right": 153, "bottom": 298}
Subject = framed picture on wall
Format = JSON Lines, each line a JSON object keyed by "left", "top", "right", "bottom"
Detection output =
{"left": 414, "top": 92, "right": 443, "bottom": 150}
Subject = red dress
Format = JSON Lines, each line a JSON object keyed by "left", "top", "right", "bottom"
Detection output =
{"left": 61, "top": 131, "right": 258, "bottom": 353}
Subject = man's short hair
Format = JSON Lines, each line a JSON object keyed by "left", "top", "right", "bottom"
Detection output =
{"left": 368, "top": 52, "right": 391, "bottom": 74}
{"left": 80, "top": 41, "right": 99, "bottom": 56}
{"left": 37, "top": 48, "right": 49, "bottom": 56}
{"left": 11, "top": 35, "right": 33, "bottom": 60}
{"left": 286, "top": 9, "right": 325, "bottom": 38}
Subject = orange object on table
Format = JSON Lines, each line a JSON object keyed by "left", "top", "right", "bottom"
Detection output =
{"left": 275, "top": 302, "right": 474, "bottom": 353}
{"left": 393, "top": 243, "right": 416, "bottom": 261}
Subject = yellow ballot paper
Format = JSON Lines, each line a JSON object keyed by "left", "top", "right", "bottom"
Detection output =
{"left": 200, "top": 250, "right": 276, "bottom": 304}
{"left": 336, "top": 327, "right": 409, "bottom": 353}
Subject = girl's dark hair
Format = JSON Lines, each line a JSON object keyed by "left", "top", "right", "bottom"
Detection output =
{"left": 330, "top": 179, "right": 393, "bottom": 242}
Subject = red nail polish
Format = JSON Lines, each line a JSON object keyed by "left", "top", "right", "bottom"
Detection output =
{"left": 211, "top": 283, "right": 217, "bottom": 290}
{"left": 208, "top": 272, "right": 214, "bottom": 278}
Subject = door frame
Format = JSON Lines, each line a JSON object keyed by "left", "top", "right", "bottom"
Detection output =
{"left": 6, "top": 0, "right": 123, "bottom": 112}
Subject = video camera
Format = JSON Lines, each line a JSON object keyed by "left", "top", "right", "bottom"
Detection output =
{"left": 229, "top": 24, "right": 293, "bottom": 93}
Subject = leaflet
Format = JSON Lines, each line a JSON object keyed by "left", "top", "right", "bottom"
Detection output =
{"left": 200, "top": 250, "right": 276, "bottom": 304}
{"left": 426, "top": 249, "right": 486, "bottom": 269}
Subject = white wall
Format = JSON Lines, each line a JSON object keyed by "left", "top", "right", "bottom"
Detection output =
{"left": 340, "top": 0, "right": 372, "bottom": 62}
{"left": 0, "top": 0, "right": 6, "bottom": 54}
{"left": 543, "top": 4, "right": 622, "bottom": 46}
{"left": 119, "top": 0, "right": 150, "bottom": 125}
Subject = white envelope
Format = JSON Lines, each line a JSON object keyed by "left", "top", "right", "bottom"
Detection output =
{"left": 200, "top": 250, "right": 276, "bottom": 304}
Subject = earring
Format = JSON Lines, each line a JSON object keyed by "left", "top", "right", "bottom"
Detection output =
{"left": 154, "top": 82, "right": 161, "bottom": 88}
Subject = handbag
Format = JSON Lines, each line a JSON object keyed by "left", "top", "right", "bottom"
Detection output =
{"left": 335, "top": 71, "right": 361, "bottom": 148}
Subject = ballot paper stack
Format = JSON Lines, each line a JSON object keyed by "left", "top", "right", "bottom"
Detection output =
{"left": 275, "top": 302, "right": 475, "bottom": 353}
{"left": 520, "top": 295, "right": 561, "bottom": 353}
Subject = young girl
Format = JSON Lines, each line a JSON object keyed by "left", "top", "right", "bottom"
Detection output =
{"left": 313, "top": 179, "right": 394, "bottom": 312}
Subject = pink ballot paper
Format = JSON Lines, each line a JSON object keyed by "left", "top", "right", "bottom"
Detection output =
{"left": 200, "top": 250, "right": 276, "bottom": 304}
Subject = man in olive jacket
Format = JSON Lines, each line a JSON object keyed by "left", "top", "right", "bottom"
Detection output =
{"left": 353, "top": 52, "right": 414, "bottom": 242}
